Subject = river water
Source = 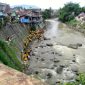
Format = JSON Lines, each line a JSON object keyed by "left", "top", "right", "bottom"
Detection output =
{"left": 28, "top": 19, "right": 85, "bottom": 84}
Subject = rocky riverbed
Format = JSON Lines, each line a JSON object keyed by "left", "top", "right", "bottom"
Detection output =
{"left": 28, "top": 19, "right": 85, "bottom": 85}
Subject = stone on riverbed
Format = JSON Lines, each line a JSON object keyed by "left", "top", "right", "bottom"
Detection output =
{"left": 46, "top": 43, "right": 53, "bottom": 46}
{"left": 53, "top": 59, "right": 60, "bottom": 63}
{"left": 43, "top": 36, "right": 50, "bottom": 40}
{"left": 77, "top": 43, "right": 82, "bottom": 47}
{"left": 56, "top": 65, "right": 64, "bottom": 74}
{"left": 41, "top": 58, "right": 45, "bottom": 61}
{"left": 39, "top": 45, "right": 46, "bottom": 48}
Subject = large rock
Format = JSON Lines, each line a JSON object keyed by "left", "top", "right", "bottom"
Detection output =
{"left": 56, "top": 66, "right": 64, "bottom": 74}
{"left": 70, "top": 64, "right": 78, "bottom": 72}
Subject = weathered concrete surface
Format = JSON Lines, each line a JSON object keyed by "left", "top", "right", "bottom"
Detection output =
{"left": 0, "top": 63, "right": 48, "bottom": 85}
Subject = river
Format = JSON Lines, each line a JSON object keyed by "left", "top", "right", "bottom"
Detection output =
{"left": 28, "top": 19, "right": 85, "bottom": 84}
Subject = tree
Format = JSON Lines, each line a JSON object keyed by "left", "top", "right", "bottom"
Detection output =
{"left": 42, "top": 8, "right": 52, "bottom": 19}
{"left": 81, "top": 7, "right": 85, "bottom": 13}
{"left": 58, "top": 2, "right": 81, "bottom": 22}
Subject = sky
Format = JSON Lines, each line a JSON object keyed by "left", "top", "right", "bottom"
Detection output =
{"left": 0, "top": 0, "right": 85, "bottom": 9}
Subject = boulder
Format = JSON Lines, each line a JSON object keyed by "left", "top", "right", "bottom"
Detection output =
{"left": 68, "top": 44, "right": 78, "bottom": 49}
{"left": 70, "top": 65, "right": 78, "bottom": 72}
{"left": 56, "top": 66, "right": 64, "bottom": 74}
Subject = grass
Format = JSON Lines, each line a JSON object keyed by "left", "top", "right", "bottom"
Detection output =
{"left": 0, "top": 39, "right": 23, "bottom": 71}
{"left": 66, "top": 19, "right": 79, "bottom": 27}
{"left": 62, "top": 73, "right": 85, "bottom": 85}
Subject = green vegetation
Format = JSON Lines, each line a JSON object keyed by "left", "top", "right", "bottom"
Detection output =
{"left": 0, "top": 39, "right": 23, "bottom": 71}
{"left": 42, "top": 8, "right": 52, "bottom": 19}
{"left": 58, "top": 2, "right": 81, "bottom": 22}
{"left": 66, "top": 19, "right": 79, "bottom": 27}
{"left": 57, "top": 2, "right": 85, "bottom": 31}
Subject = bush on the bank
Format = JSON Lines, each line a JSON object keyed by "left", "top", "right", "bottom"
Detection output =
{"left": 67, "top": 19, "right": 79, "bottom": 27}
{"left": 42, "top": 8, "right": 52, "bottom": 19}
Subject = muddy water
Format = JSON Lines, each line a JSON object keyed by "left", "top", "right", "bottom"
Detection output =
{"left": 28, "top": 19, "right": 85, "bottom": 84}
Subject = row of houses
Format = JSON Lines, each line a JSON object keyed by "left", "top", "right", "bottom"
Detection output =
{"left": 0, "top": 2, "right": 43, "bottom": 24}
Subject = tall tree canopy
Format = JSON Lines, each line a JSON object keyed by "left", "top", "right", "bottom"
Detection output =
{"left": 58, "top": 2, "right": 81, "bottom": 22}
